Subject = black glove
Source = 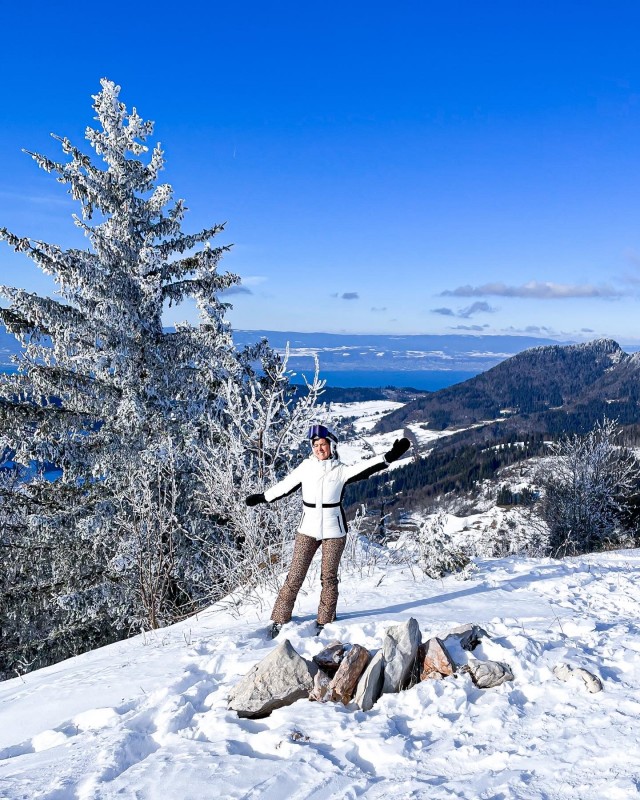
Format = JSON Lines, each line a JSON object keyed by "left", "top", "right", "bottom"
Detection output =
{"left": 245, "top": 492, "right": 266, "bottom": 507}
{"left": 384, "top": 437, "right": 411, "bottom": 463}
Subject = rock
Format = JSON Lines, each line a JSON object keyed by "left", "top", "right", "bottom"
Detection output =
{"left": 405, "top": 646, "right": 423, "bottom": 689}
{"left": 228, "top": 639, "right": 317, "bottom": 718}
{"left": 419, "top": 637, "right": 456, "bottom": 681}
{"left": 465, "top": 659, "right": 514, "bottom": 689}
{"left": 329, "top": 644, "right": 371, "bottom": 704}
{"left": 354, "top": 650, "right": 385, "bottom": 711}
{"left": 382, "top": 617, "right": 422, "bottom": 693}
{"left": 442, "top": 623, "right": 490, "bottom": 652}
{"left": 553, "top": 663, "right": 603, "bottom": 693}
{"left": 309, "top": 668, "right": 333, "bottom": 702}
{"left": 573, "top": 667, "right": 604, "bottom": 694}
{"left": 312, "top": 641, "right": 345, "bottom": 674}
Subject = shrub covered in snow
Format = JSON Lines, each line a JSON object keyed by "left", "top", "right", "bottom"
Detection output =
{"left": 414, "top": 511, "right": 472, "bottom": 578}
{"left": 537, "top": 418, "right": 640, "bottom": 556}
{"left": 193, "top": 349, "right": 325, "bottom": 612}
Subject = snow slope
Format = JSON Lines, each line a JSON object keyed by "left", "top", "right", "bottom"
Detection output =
{"left": 328, "top": 399, "right": 456, "bottom": 471}
{"left": 2, "top": 548, "right": 640, "bottom": 799}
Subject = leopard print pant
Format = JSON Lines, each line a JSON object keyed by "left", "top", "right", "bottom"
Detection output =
{"left": 271, "top": 533, "right": 346, "bottom": 625}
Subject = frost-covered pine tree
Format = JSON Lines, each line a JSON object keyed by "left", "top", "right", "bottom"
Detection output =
{"left": 0, "top": 79, "right": 276, "bottom": 676}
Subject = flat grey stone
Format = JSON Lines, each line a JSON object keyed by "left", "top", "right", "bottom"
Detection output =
{"left": 309, "top": 668, "right": 332, "bottom": 703}
{"left": 553, "top": 663, "right": 603, "bottom": 693}
{"left": 313, "top": 641, "right": 345, "bottom": 674}
{"left": 465, "top": 659, "right": 513, "bottom": 689}
{"left": 441, "top": 623, "right": 490, "bottom": 653}
{"left": 228, "top": 639, "right": 316, "bottom": 718}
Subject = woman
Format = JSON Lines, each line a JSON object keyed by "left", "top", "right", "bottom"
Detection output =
{"left": 245, "top": 424, "right": 411, "bottom": 638}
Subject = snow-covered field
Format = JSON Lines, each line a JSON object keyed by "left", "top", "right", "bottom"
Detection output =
{"left": 2, "top": 547, "right": 640, "bottom": 799}
{"left": 329, "top": 400, "right": 411, "bottom": 468}
{"left": 328, "top": 400, "right": 405, "bottom": 431}
{"left": 329, "top": 399, "right": 455, "bottom": 469}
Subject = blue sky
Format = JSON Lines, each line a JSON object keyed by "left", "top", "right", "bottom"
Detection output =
{"left": 2, "top": 2, "right": 640, "bottom": 341}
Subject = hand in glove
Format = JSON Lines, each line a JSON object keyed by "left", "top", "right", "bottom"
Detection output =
{"left": 384, "top": 437, "right": 411, "bottom": 463}
{"left": 245, "top": 492, "right": 266, "bottom": 507}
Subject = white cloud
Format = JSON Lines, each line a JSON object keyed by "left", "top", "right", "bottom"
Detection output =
{"left": 431, "top": 307, "right": 456, "bottom": 317}
{"left": 220, "top": 285, "right": 252, "bottom": 296}
{"left": 458, "top": 301, "right": 498, "bottom": 318}
{"left": 432, "top": 302, "right": 498, "bottom": 319}
{"left": 442, "top": 281, "right": 623, "bottom": 299}
{"left": 451, "top": 324, "right": 490, "bottom": 331}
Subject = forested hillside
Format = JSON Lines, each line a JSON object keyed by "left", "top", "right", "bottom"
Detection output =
{"left": 375, "top": 339, "right": 640, "bottom": 432}
{"left": 348, "top": 340, "right": 640, "bottom": 530}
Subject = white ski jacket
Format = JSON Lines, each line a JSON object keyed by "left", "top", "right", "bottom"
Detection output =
{"left": 264, "top": 452, "right": 388, "bottom": 540}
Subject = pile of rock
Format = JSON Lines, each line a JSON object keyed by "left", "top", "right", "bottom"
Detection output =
{"left": 228, "top": 618, "right": 513, "bottom": 719}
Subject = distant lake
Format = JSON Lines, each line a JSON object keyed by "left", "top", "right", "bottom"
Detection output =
{"left": 0, "top": 364, "right": 478, "bottom": 391}
{"left": 290, "top": 368, "right": 479, "bottom": 391}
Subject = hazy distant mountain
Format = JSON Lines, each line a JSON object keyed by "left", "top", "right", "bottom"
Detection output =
{"left": 232, "top": 330, "right": 576, "bottom": 374}
{"left": 3, "top": 324, "right": 639, "bottom": 383}
{"left": 1, "top": 327, "right": 569, "bottom": 373}
{"left": 375, "top": 339, "right": 640, "bottom": 433}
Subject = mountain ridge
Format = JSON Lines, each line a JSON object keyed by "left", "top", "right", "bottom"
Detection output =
{"left": 374, "top": 338, "right": 640, "bottom": 433}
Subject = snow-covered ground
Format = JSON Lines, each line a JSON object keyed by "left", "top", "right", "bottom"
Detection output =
{"left": 2, "top": 547, "right": 640, "bottom": 799}
{"left": 2, "top": 401, "right": 639, "bottom": 798}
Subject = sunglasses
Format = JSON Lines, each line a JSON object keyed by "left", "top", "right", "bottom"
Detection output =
{"left": 307, "top": 424, "right": 337, "bottom": 442}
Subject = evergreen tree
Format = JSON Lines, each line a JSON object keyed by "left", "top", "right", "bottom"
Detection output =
{"left": 0, "top": 79, "right": 273, "bottom": 676}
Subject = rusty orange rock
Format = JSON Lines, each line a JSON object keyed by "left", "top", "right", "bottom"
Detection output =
{"left": 419, "top": 637, "right": 456, "bottom": 681}
{"left": 329, "top": 644, "right": 371, "bottom": 704}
